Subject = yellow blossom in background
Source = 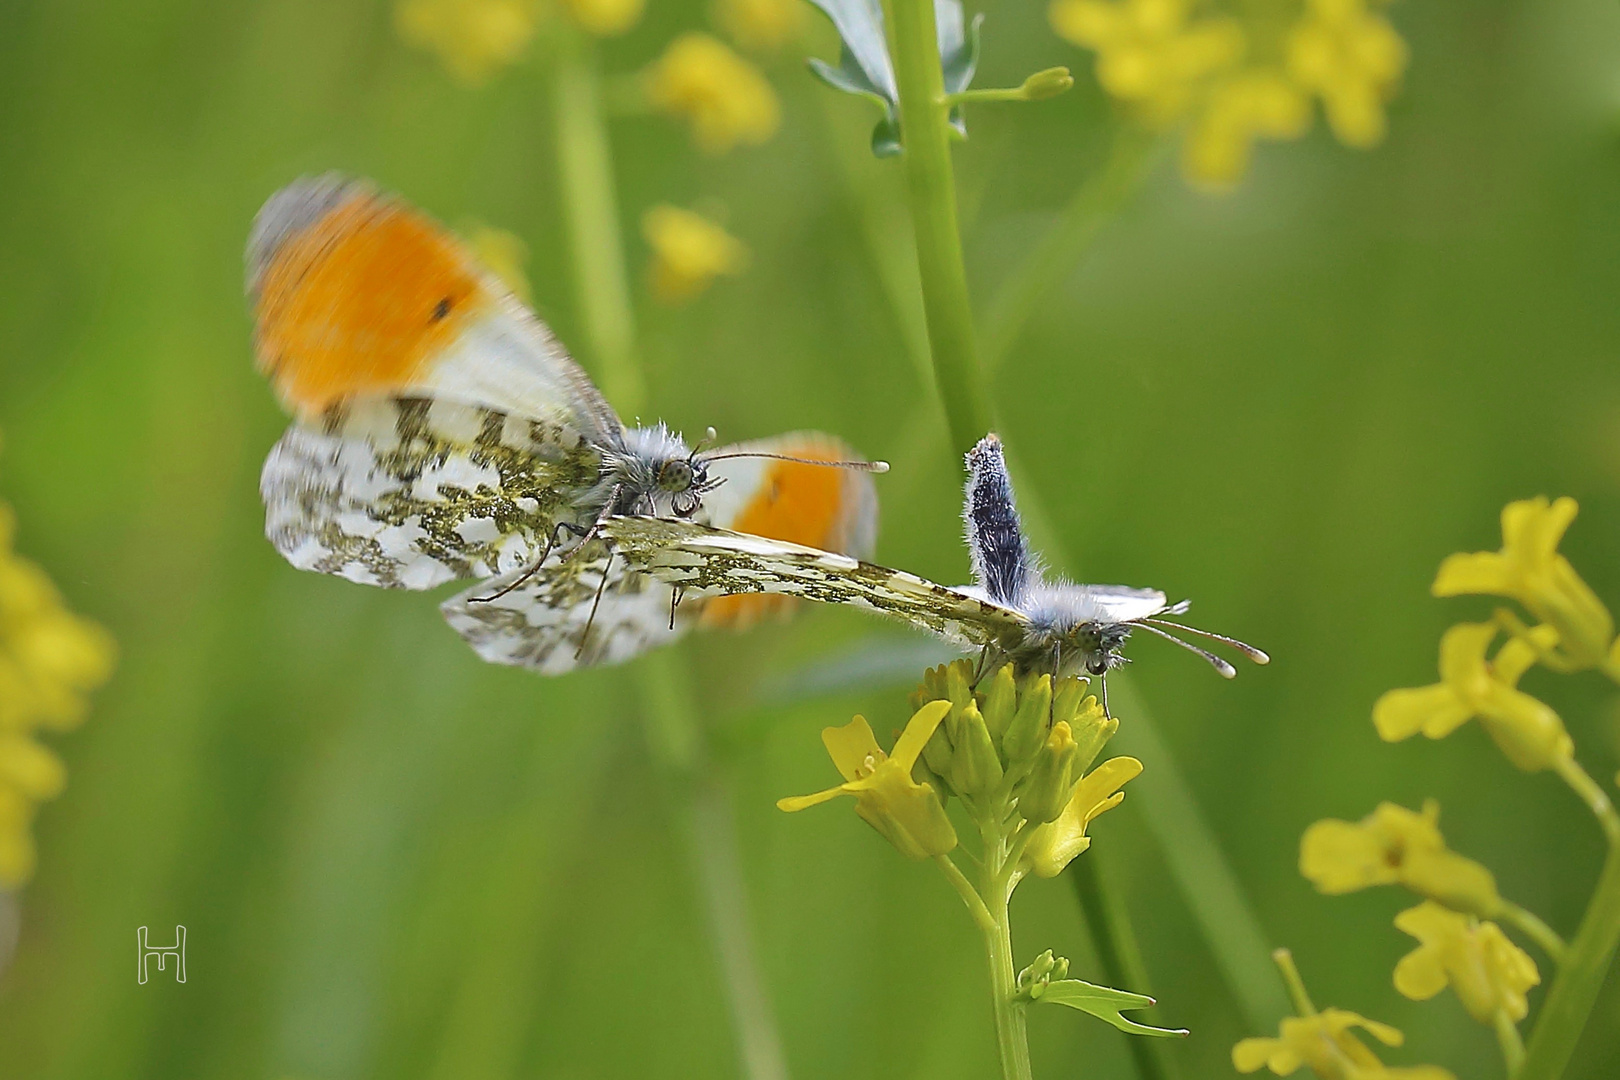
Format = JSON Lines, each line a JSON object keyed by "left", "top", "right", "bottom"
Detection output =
{"left": 0, "top": 496, "right": 115, "bottom": 887}
{"left": 395, "top": 0, "right": 536, "bottom": 85}
{"left": 1300, "top": 800, "right": 1501, "bottom": 917}
{"left": 1233, "top": 1008, "right": 1455, "bottom": 1080}
{"left": 1184, "top": 69, "right": 1311, "bottom": 186}
{"left": 1023, "top": 755, "right": 1143, "bottom": 877}
{"left": 465, "top": 225, "right": 532, "bottom": 303}
{"left": 1373, "top": 621, "right": 1573, "bottom": 772}
{"left": 1393, "top": 901, "right": 1539, "bottom": 1024}
{"left": 1287, "top": 0, "right": 1407, "bottom": 148}
{"left": 778, "top": 701, "right": 958, "bottom": 859}
{"left": 1433, "top": 496, "right": 1614, "bottom": 671}
{"left": 712, "top": 0, "right": 806, "bottom": 53}
{"left": 642, "top": 205, "right": 749, "bottom": 304}
{"left": 559, "top": 0, "right": 643, "bottom": 36}
{"left": 1049, "top": 0, "right": 1244, "bottom": 126}
{"left": 644, "top": 34, "right": 781, "bottom": 153}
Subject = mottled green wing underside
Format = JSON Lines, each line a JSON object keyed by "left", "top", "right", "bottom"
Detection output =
{"left": 261, "top": 395, "right": 601, "bottom": 590}
{"left": 599, "top": 516, "right": 1030, "bottom": 651}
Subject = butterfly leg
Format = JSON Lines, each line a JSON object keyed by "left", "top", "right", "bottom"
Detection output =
{"left": 1098, "top": 671, "right": 1112, "bottom": 719}
{"left": 468, "top": 529, "right": 563, "bottom": 604}
{"left": 575, "top": 550, "right": 616, "bottom": 661}
{"left": 668, "top": 586, "right": 686, "bottom": 631}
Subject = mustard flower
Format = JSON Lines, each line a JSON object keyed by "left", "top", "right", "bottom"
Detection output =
{"left": 395, "top": 0, "right": 537, "bottom": 85}
{"left": 1373, "top": 621, "right": 1572, "bottom": 772}
{"left": 641, "top": 205, "right": 749, "bottom": 304}
{"left": 1300, "top": 800, "right": 1501, "bottom": 917}
{"left": 778, "top": 700, "right": 958, "bottom": 859}
{"left": 1392, "top": 901, "right": 1539, "bottom": 1024}
{"left": 1184, "top": 69, "right": 1312, "bottom": 186}
{"left": 712, "top": 0, "right": 806, "bottom": 53}
{"left": 1023, "top": 755, "right": 1143, "bottom": 877}
{"left": 643, "top": 34, "right": 781, "bottom": 154}
{"left": 1433, "top": 496, "right": 1613, "bottom": 671}
{"left": 1286, "top": 0, "right": 1407, "bottom": 149}
{"left": 1234, "top": 1009, "right": 1454, "bottom": 1080}
{"left": 1049, "top": 0, "right": 1244, "bottom": 127}
{"left": 558, "top": 0, "right": 643, "bottom": 36}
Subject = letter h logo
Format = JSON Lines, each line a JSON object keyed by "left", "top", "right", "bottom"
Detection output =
{"left": 137, "top": 925, "right": 186, "bottom": 984}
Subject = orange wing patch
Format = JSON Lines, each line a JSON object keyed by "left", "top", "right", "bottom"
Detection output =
{"left": 252, "top": 189, "right": 494, "bottom": 417}
{"left": 699, "top": 451, "right": 854, "bottom": 629}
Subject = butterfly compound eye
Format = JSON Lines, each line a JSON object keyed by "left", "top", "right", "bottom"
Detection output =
{"left": 658, "top": 459, "right": 695, "bottom": 493}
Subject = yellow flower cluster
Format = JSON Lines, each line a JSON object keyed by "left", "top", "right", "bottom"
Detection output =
{"left": 643, "top": 33, "right": 781, "bottom": 154}
{"left": 0, "top": 500, "right": 115, "bottom": 888}
{"left": 1235, "top": 1008, "right": 1453, "bottom": 1080}
{"left": 1049, "top": 0, "right": 1407, "bottom": 186}
{"left": 395, "top": 0, "right": 538, "bottom": 85}
{"left": 559, "top": 0, "right": 643, "bottom": 37}
{"left": 641, "top": 205, "right": 749, "bottom": 304}
{"left": 1393, "top": 902, "right": 1539, "bottom": 1025}
{"left": 1300, "top": 800, "right": 1501, "bottom": 917}
{"left": 711, "top": 0, "right": 806, "bottom": 53}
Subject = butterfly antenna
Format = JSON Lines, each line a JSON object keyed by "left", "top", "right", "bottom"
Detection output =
{"left": 689, "top": 426, "right": 720, "bottom": 461}
{"left": 699, "top": 450, "right": 890, "bottom": 473}
{"left": 575, "top": 551, "right": 616, "bottom": 661}
{"left": 1134, "top": 623, "right": 1238, "bottom": 678}
{"left": 1142, "top": 618, "right": 1270, "bottom": 665}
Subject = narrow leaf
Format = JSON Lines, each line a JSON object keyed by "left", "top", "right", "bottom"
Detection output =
{"left": 1037, "top": 979, "right": 1190, "bottom": 1039}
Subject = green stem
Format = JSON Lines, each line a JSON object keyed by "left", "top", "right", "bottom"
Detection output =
{"left": 1270, "top": 948, "right": 1316, "bottom": 1017}
{"left": 1069, "top": 852, "right": 1184, "bottom": 1080}
{"left": 1517, "top": 759, "right": 1620, "bottom": 1080}
{"left": 980, "top": 128, "right": 1162, "bottom": 374}
{"left": 551, "top": 50, "right": 789, "bottom": 1080}
{"left": 1498, "top": 901, "right": 1568, "bottom": 965}
{"left": 936, "top": 853, "right": 997, "bottom": 933}
{"left": 1496, "top": 1010, "right": 1527, "bottom": 1077}
{"left": 553, "top": 31, "right": 644, "bottom": 415}
{"left": 881, "top": 0, "right": 993, "bottom": 460}
{"left": 978, "top": 839, "right": 1035, "bottom": 1080}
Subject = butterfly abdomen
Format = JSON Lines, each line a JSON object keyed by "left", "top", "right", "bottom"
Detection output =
{"left": 964, "top": 434, "right": 1032, "bottom": 607}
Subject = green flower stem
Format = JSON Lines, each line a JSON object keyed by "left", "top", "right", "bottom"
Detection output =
{"left": 971, "top": 816, "right": 1035, "bottom": 1080}
{"left": 880, "top": 0, "right": 994, "bottom": 460}
{"left": 1517, "top": 757, "right": 1620, "bottom": 1080}
{"left": 550, "top": 49, "right": 788, "bottom": 1080}
{"left": 980, "top": 128, "right": 1162, "bottom": 374}
{"left": 1496, "top": 1011, "right": 1527, "bottom": 1077}
{"left": 936, "top": 853, "right": 997, "bottom": 932}
{"left": 1270, "top": 948, "right": 1317, "bottom": 1017}
{"left": 553, "top": 30, "right": 644, "bottom": 414}
{"left": 1069, "top": 852, "right": 1184, "bottom": 1080}
{"left": 1498, "top": 900, "right": 1568, "bottom": 964}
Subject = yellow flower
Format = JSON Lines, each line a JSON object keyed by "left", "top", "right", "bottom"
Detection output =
{"left": 465, "top": 225, "right": 532, "bottom": 303}
{"left": 1373, "top": 621, "right": 1572, "bottom": 771}
{"left": 1234, "top": 1008, "right": 1454, "bottom": 1080}
{"left": 1393, "top": 901, "right": 1539, "bottom": 1024}
{"left": 1050, "top": 0, "right": 1244, "bottom": 126}
{"left": 559, "top": 0, "right": 643, "bottom": 35}
{"left": 0, "top": 493, "right": 115, "bottom": 888}
{"left": 643, "top": 34, "right": 781, "bottom": 154}
{"left": 1023, "top": 756, "right": 1143, "bottom": 877}
{"left": 1300, "top": 800, "right": 1501, "bottom": 917}
{"left": 395, "top": 0, "right": 536, "bottom": 85}
{"left": 712, "top": 0, "right": 806, "bottom": 52}
{"left": 1286, "top": 0, "right": 1407, "bottom": 148}
{"left": 1183, "top": 69, "right": 1312, "bottom": 186}
{"left": 778, "top": 700, "right": 958, "bottom": 859}
{"left": 642, "top": 205, "right": 749, "bottom": 304}
{"left": 1433, "top": 497, "right": 1613, "bottom": 671}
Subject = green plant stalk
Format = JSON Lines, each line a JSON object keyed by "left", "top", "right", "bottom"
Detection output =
{"left": 551, "top": 42, "right": 788, "bottom": 1080}
{"left": 1518, "top": 758, "right": 1620, "bottom": 1080}
{"left": 1498, "top": 901, "right": 1567, "bottom": 964}
{"left": 1496, "top": 1010, "right": 1527, "bottom": 1077}
{"left": 881, "top": 0, "right": 994, "bottom": 460}
{"left": 1069, "top": 852, "right": 1183, "bottom": 1080}
{"left": 980, "top": 128, "right": 1161, "bottom": 374}
{"left": 979, "top": 821, "right": 1035, "bottom": 1080}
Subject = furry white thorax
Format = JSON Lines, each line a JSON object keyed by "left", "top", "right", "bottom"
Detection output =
{"left": 591, "top": 423, "right": 699, "bottom": 518}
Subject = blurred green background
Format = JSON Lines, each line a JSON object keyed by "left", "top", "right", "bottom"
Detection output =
{"left": 4, "top": 0, "right": 1620, "bottom": 1077}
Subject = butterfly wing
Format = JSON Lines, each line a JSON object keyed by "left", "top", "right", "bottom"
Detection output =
{"left": 600, "top": 517, "right": 1029, "bottom": 652}
{"left": 247, "top": 174, "right": 623, "bottom": 447}
{"left": 261, "top": 395, "right": 600, "bottom": 589}
{"left": 1074, "top": 584, "right": 1171, "bottom": 624}
{"left": 440, "top": 541, "right": 686, "bottom": 674}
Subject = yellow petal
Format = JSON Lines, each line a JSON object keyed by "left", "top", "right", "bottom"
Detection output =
{"left": 1492, "top": 624, "right": 1559, "bottom": 685}
{"left": 821, "top": 715, "right": 882, "bottom": 783}
{"left": 1299, "top": 817, "right": 1400, "bottom": 893}
{"left": 891, "top": 700, "right": 954, "bottom": 772}
{"left": 1393, "top": 944, "right": 1448, "bottom": 1001}
{"left": 776, "top": 784, "right": 852, "bottom": 813}
{"left": 1231, "top": 1037, "right": 1291, "bottom": 1074}
{"left": 1432, "top": 550, "right": 1514, "bottom": 598}
{"left": 1373, "top": 683, "right": 1470, "bottom": 741}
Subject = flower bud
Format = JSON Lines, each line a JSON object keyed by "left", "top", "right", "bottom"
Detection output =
{"left": 980, "top": 663, "right": 1018, "bottom": 744}
{"left": 949, "top": 701, "right": 1004, "bottom": 799}
{"left": 1066, "top": 695, "right": 1116, "bottom": 776}
{"left": 1051, "top": 674, "right": 1089, "bottom": 727}
{"left": 1018, "top": 66, "right": 1074, "bottom": 101}
{"left": 1004, "top": 672, "right": 1052, "bottom": 765}
{"left": 1017, "top": 949, "right": 1071, "bottom": 999}
{"left": 1018, "top": 721, "right": 1079, "bottom": 824}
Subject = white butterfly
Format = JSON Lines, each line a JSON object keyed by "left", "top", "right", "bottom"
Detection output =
{"left": 249, "top": 175, "right": 883, "bottom": 672}
{"left": 600, "top": 434, "right": 1267, "bottom": 693}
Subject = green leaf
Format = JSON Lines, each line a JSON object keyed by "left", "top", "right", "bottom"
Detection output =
{"left": 801, "top": 0, "right": 982, "bottom": 154}
{"left": 1035, "top": 979, "right": 1190, "bottom": 1039}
